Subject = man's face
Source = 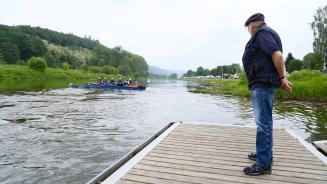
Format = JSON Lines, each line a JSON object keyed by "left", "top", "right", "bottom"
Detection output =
{"left": 247, "top": 22, "right": 254, "bottom": 36}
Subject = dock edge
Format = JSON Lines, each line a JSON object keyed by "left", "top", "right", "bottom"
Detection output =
{"left": 286, "top": 129, "right": 327, "bottom": 164}
{"left": 86, "top": 121, "right": 181, "bottom": 184}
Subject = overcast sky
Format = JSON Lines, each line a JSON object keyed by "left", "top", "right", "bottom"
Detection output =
{"left": 0, "top": 0, "right": 326, "bottom": 71}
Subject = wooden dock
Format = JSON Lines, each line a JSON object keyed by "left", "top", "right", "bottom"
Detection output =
{"left": 89, "top": 122, "right": 327, "bottom": 184}
{"left": 313, "top": 140, "right": 327, "bottom": 156}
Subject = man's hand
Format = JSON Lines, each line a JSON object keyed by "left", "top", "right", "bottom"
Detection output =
{"left": 280, "top": 78, "right": 292, "bottom": 92}
{"left": 271, "top": 51, "right": 292, "bottom": 92}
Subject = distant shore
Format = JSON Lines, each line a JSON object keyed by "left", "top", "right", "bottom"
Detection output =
{"left": 0, "top": 64, "right": 121, "bottom": 80}
{"left": 185, "top": 70, "right": 327, "bottom": 102}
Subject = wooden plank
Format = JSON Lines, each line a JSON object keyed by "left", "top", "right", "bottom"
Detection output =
{"left": 143, "top": 155, "right": 327, "bottom": 180}
{"left": 117, "top": 179, "right": 149, "bottom": 184}
{"left": 149, "top": 149, "right": 327, "bottom": 170}
{"left": 160, "top": 139, "right": 318, "bottom": 159}
{"left": 154, "top": 144, "right": 322, "bottom": 162}
{"left": 174, "top": 125, "right": 290, "bottom": 135}
{"left": 152, "top": 146, "right": 324, "bottom": 165}
{"left": 132, "top": 164, "right": 292, "bottom": 184}
{"left": 171, "top": 130, "right": 291, "bottom": 139}
{"left": 118, "top": 172, "right": 196, "bottom": 184}
{"left": 161, "top": 138, "right": 314, "bottom": 155}
{"left": 138, "top": 159, "right": 326, "bottom": 184}
{"left": 168, "top": 132, "right": 301, "bottom": 145}
{"left": 121, "top": 169, "right": 240, "bottom": 184}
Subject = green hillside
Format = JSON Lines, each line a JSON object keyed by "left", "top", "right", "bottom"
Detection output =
{"left": 0, "top": 24, "right": 148, "bottom": 78}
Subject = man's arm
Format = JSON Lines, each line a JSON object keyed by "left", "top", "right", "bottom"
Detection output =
{"left": 272, "top": 51, "right": 292, "bottom": 92}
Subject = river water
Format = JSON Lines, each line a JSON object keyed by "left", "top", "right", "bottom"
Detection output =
{"left": 0, "top": 80, "right": 326, "bottom": 184}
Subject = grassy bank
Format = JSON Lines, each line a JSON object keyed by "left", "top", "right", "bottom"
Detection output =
{"left": 0, "top": 64, "right": 120, "bottom": 80}
{"left": 188, "top": 70, "right": 327, "bottom": 102}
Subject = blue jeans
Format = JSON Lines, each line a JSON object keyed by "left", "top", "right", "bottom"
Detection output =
{"left": 251, "top": 86, "right": 276, "bottom": 167}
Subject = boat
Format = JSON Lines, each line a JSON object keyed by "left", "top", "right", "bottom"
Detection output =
{"left": 70, "top": 82, "right": 146, "bottom": 90}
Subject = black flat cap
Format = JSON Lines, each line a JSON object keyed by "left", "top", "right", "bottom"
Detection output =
{"left": 245, "top": 13, "right": 265, "bottom": 27}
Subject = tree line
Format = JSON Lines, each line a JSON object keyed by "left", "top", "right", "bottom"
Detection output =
{"left": 183, "top": 63, "right": 241, "bottom": 77}
{"left": 285, "top": 52, "right": 324, "bottom": 73}
{"left": 0, "top": 24, "right": 148, "bottom": 77}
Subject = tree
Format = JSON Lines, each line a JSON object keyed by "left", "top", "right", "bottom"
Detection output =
{"left": 288, "top": 59, "right": 303, "bottom": 73}
{"left": 285, "top": 53, "right": 294, "bottom": 72}
{"left": 311, "top": 4, "right": 327, "bottom": 70}
{"left": 196, "top": 66, "right": 205, "bottom": 76}
{"left": 210, "top": 68, "right": 218, "bottom": 76}
{"left": 168, "top": 73, "right": 178, "bottom": 80}
{"left": 101, "top": 65, "right": 117, "bottom": 74}
{"left": 231, "top": 63, "right": 241, "bottom": 74}
{"left": 203, "top": 68, "right": 211, "bottom": 76}
{"left": 303, "top": 52, "right": 322, "bottom": 70}
{"left": 184, "top": 70, "right": 195, "bottom": 77}
{"left": 42, "top": 53, "right": 58, "bottom": 67}
{"left": 118, "top": 64, "right": 132, "bottom": 76}
{"left": 0, "top": 42, "right": 20, "bottom": 64}
{"left": 0, "top": 53, "right": 4, "bottom": 64}
{"left": 27, "top": 57, "right": 47, "bottom": 72}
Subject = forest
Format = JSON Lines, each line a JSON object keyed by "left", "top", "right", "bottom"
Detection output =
{"left": 0, "top": 24, "right": 148, "bottom": 78}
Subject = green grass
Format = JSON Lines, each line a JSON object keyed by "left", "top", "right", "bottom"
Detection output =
{"left": 187, "top": 70, "right": 327, "bottom": 102}
{"left": 0, "top": 64, "right": 120, "bottom": 80}
{"left": 275, "top": 70, "right": 327, "bottom": 102}
{"left": 191, "top": 79, "right": 250, "bottom": 97}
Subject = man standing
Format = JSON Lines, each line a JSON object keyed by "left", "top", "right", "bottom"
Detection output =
{"left": 242, "top": 13, "right": 292, "bottom": 175}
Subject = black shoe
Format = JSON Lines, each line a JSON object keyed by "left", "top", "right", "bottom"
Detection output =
{"left": 247, "top": 152, "right": 273, "bottom": 164}
{"left": 248, "top": 152, "right": 256, "bottom": 161}
{"left": 243, "top": 163, "right": 272, "bottom": 176}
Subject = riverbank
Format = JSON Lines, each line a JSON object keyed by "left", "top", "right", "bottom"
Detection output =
{"left": 187, "top": 70, "right": 327, "bottom": 102}
{"left": 0, "top": 64, "right": 121, "bottom": 80}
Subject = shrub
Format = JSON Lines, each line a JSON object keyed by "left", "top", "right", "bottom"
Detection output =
{"left": 16, "top": 60, "right": 26, "bottom": 66}
{"left": 89, "top": 66, "right": 102, "bottom": 73}
{"left": 101, "top": 65, "right": 118, "bottom": 74}
{"left": 80, "top": 65, "right": 89, "bottom": 73}
{"left": 27, "top": 57, "right": 47, "bottom": 72}
{"left": 62, "top": 62, "right": 70, "bottom": 70}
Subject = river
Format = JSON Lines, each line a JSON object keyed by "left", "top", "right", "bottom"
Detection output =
{"left": 0, "top": 80, "right": 326, "bottom": 183}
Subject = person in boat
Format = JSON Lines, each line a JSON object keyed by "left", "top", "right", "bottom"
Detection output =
{"left": 117, "top": 78, "right": 124, "bottom": 86}
{"left": 110, "top": 78, "right": 115, "bottom": 85}
{"left": 128, "top": 78, "right": 133, "bottom": 85}
{"left": 103, "top": 77, "right": 108, "bottom": 83}
{"left": 96, "top": 77, "right": 101, "bottom": 84}
{"left": 99, "top": 77, "right": 105, "bottom": 84}
{"left": 123, "top": 80, "right": 128, "bottom": 86}
{"left": 133, "top": 79, "right": 137, "bottom": 84}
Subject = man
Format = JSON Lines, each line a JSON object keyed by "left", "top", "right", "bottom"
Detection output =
{"left": 242, "top": 13, "right": 292, "bottom": 175}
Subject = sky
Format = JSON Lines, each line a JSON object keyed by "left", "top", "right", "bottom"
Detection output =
{"left": 0, "top": 0, "right": 326, "bottom": 71}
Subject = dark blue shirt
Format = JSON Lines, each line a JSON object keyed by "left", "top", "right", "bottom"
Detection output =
{"left": 242, "top": 23, "right": 283, "bottom": 89}
{"left": 257, "top": 29, "right": 282, "bottom": 55}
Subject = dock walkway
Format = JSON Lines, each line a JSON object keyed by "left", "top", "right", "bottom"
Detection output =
{"left": 91, "top": 122, "right": 327, "bottom": 184}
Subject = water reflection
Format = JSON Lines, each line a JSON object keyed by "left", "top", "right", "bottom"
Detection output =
{"left": 274, "top": 100, "right": 327, "bottom": 142}
{"left": 0, "top": 79, "right": 84, "bottom": 92}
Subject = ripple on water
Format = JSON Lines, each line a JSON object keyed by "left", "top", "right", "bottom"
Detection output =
{"left": 0, "top": 104, "right": 16, "bottom": 109}
{"left": 3, "top": 117, "right": 41, "bottom": 124}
